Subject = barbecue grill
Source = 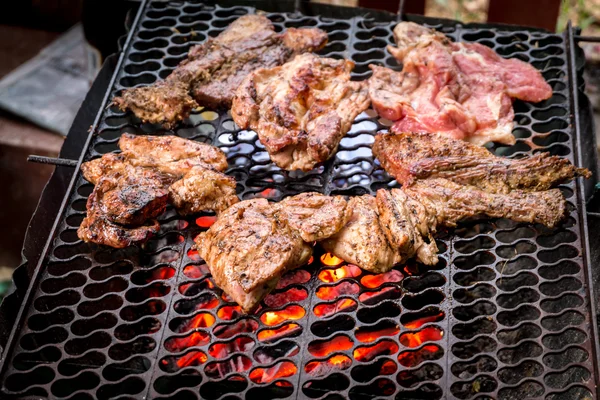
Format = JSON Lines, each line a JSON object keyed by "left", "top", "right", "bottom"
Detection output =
{"left": 1, "top": 1, "right": 599, "bottom": 399}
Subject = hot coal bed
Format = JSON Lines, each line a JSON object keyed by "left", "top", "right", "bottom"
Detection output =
{"left": 0, "top": 1, "right": 598, "bottom": 399}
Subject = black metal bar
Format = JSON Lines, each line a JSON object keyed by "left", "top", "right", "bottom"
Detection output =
{"left": 27, "top": 155, "right": 78, "bottom": 167}
{"left": 576, "top": 35, "right": 600, "bottom": 43}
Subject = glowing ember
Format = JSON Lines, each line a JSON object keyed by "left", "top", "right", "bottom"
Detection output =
{"left": 378, "top": 359, "right": 398, "bottom": 375}
{"left": 258, "top": 323, "right": 302, "bottom": 342}
{"left": 176, "top": 350, "right": 208, "bottom": 368}
{"left": 313, "top": 299, "right": 357, "bottom": 318}
{"left": 260, "top": 305, "right": 305, "bottom": 326}
{"left": 196, "top": 215, "right": 217, "bottom": 228}
{"left": 249, "top": 361, "right": 297, "bottom": 383}
{"left": 165, "top": 331, "right": 210, "bottom": 353}
{"left": 320, "top": 253, "right": 344, "bottom": 266}
{"left": 187, "top": 248, "right": 201, "bottom": 262}
{"left": 402, "top": 264, "right": 420, "bottom": 276}
{"left": 178, "top": 279, "right": 215, "bottom": 296}
{"left": 353, "top": 340, "right": 399, "bottom": 362}
{"left": 276, "top": 269, "right": 311, "bottom": 289}
{"left": 402, "top": 311, "right": 445, "bottom": 330}
{"left": 264, "top": 288, "right": 308, "bottom": 308}
{"left": 260, "top": 188, "right": 277, "bottom": 198}
{"left": 397, "top": 344, "right": 443, "bottom": 367}
{"left": 318, "top": 265, "right": 362, "bottom": 283}
{"left": 183, "top": 264, "right": 210, "bottom": 279}
{"left": 214, "top": 319, "right": 259, "bottom": 339}
{"left": 205, "top": 355, "right": 252, "bottom": 379}
{"left": 209, "top": 337, "right": 255, "bottom": 358}
{"left": 304, "top": 354, "right": 352, "bottom": 376}
{"left": 316, "top": 282, "right": 359, "bottom": 301}
{"left": 359, "top": 287, "right": 402, "bottom": 306}
{"left": 308, "top": 335, "right": 354, "bottom": 358}
{"left": 217, "top": 305, "right": 243, "bottom": 321}
{"left": 174, "top": 313, "right": 216, "bottom": 333}
{"left": 355, "top": 325, "right": 400, "bottom": 343}
{"left": 399, "top": 326, "right": 444, "bottom": 348}
{"left": 360, "top": 270, "right": 403, "bottom": 289}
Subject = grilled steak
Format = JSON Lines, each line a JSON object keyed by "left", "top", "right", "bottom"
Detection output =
{"left": 373, "top": 131, "right": 591, "bottom": 193}
{"left": 78, "top": 134, "right": 238, "bottom": 248}
{"left": 232, "top": 53, "right": 370, "bottom": 171}
{"left": 368, "top": 22, "right": 553, "bottom": 145}
{"left": 113, "top": 15, "right": 327, "bottom": 128}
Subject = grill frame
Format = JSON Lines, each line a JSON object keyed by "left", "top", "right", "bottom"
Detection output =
{"left": 1, "top": 1, "right": 599, "bottom": 399}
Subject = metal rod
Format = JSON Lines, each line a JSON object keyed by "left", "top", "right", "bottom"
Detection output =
{"left": 575, "top": 35, "right": 600, "bottom": 43}
{"left": 27, "top": 155, "right": 78, "bottom": 167}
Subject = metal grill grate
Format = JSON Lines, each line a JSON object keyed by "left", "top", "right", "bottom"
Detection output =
{"left": 0, "top": 1, "right": 597, "bottom": 399}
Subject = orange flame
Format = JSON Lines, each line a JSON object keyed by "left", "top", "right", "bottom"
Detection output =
{"left": 165, "top": 331, "right": 210, "bottom": 353}
{"left": 209, "top": 337, "right": 255, "bottom": 358}
{"left": 403, "top": 311, "right": 445, "bottom": 330}
{"left": 183, "top": 264, "right": 209, "bottom": 279}
{"left": 399, "top": 326, "right": 444, "bottom": 348}
{"left": 176, "top": 313, "right": 216, "bottom": 333}
{"left": 353, "top": 340, "right": 399, "bottom": 362}
{"left": 318, "top": 265, "right": 362, "bottom": 283}
{"left": 196, "top": 215, "right": 217, "bottom": 228}
{"left": 176, "top": 350, "right": 207, "bottom": 369}
{"left": 258, "top": 323, "right": 302, "bottom": 342}
{"left": 321, "top": 253, "right": 344, "bottom": 266}
{"left": 217, "top": 305, "right": 243, "bottom": 321}
{"left": 249, "top": 361, "right": 297, "bottom": 384}
{"left": 355, "top": 325, "right": 400, "bottom": 343}
{"left": 360, "top": 270, "right": 403, "bottom": 289}
{"left": 316, "top": 282, "right": 359, "bottom": 301}
{"left": 304, "top": 354, "right": 352, "bottom": 376}
{"left": 260, "top": 188, "right": 277, "bottom": 198}
{"left": 261, "top": 305, "right": 305, "bottom": 326}
{"left": 313, "top": 299, "right": 357, "bottom": 318}
{"left": 308, "top": 335, "right": 354, "bottom": 358}
{"left": 397, "top": 344, "right": 443, "bottom": 367}
{"left": 264, "top": 288, "right": 308, "bottom": 308}
{"left": 187, "top": 248, "right": 201, "bottom": 262}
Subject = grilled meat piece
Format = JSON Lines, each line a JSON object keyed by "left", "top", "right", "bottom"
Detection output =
{"left": 232, "top": 53, "right": 370, "bottom": 171}
{"left": 373, "top": 131, "right": 591, "bottom": 193}
{"left": 369, "top": 22, "right": 552, "bottom": 145}
{"left": 119, "top": 133, "right": 228, "bottom": 174}
{"left": 376, "top": 189, "right": 438, "bottom": 266}
{"left": 169, "top": 167, "right": 238, "bottom": 215}
{"left": 321, "top": 195, "right": 401, "bottom": 273}
{"left": 405, "top": 178, "right": 566, "bottom": 228}
{"left": 196, "top": 199, "right": 312, "bottom": 312}
{"left": 113, "top": 15, "right": 327, "bottom": 128}
{"left": 78, "top": 134, "right": 236, "bottom": 248}
{"left": 278, "top": 192, "right": 350, "bottom": 242}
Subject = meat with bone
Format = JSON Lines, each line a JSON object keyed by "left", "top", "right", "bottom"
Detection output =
{"left": 368, "top": 22, "right": 553, "bottom": 145}
{"left": 196, "top": 193, "right": 348, "bottom": 312}
{"left": 78, "top": 134, "right": 238, "bottom": 248}
{"left": 373, "top": 131, "right": 591, "bottom": 194}
{"left": 232, "top": 53, "right": 371, "bottom": 171}
{"left": 113, "top": 15, "right": 327, "bottom": 128}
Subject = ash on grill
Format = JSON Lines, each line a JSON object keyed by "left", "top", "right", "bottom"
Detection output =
{"left": 0, "top": 2, "right": 597, "bottom": 400}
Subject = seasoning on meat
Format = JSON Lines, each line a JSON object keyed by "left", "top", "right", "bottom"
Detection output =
{"left": 232, "top": 53, "right": 371, "bottom": 171}
{"left": 368, "top": 22, "right": 553, "bottom": 145}
{"left": 113, "top": 15, "right": 327, "bottom": 128}
{"left": 373, "top": 131, "right": 591, "bottom": 193}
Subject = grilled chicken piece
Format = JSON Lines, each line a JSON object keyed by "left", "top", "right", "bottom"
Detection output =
{"left": 376, "top": 189, "right": 438, "bottom": 266}
{"left": 119, "top": 133, "right": 228, "bottom": 174}
{"left": 369, "top": 22, "right": 552, "bottom": 145}
{"left": 373, "top": 131, "right": 591, "bottom": 193}
{"left": 169, "top": 167, "right": 238, "bottom": 215}
{"left": 321, "top": 195, "right": 401, "bottom": 273}
{"left": 196, "top": 199, "right": 312, "bottom": 312}
{"left": 277, "top": 192, "right": 350, "bottom": 242}
{"left": 232, "top": 53, "right": 370, "bottom": 171}
{"left": 113, "top": 15, "right": 327, "bottom": 128}
{"left": 78, "top": 134, "right": 236, "bottom": 248}
{"left": 405, "top": 178, "right": 566, "bottom": 228}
